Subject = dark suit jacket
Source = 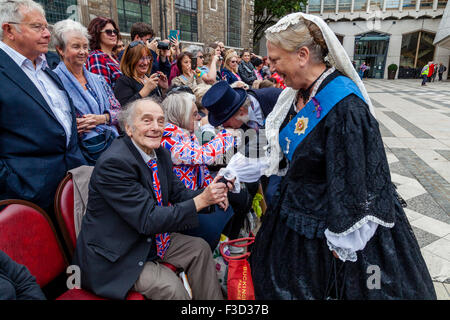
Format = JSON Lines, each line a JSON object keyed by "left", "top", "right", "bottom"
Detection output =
{"left": 73, "top": 135, "right": 202, "bottom": 300}
{"left": 0, "top": 49, "right": 86, "bottom": 210}
{"left": 0, "top": 250, "right": 46, "bottom": 300}
{"left": 247, "top": 87, "right": 283, "bottom": 118}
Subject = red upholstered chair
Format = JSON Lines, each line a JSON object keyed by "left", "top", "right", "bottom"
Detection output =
{"left": 54, "top": 173, "right": 76, "bottom": 257}
{"left": 0, "top": 199, "right": 67, "bottom": 288}
{"left": 0, "top": 199, "right": 145, "bottom": 300}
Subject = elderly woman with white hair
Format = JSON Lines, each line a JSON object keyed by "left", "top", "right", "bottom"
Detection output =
{"left": 52, "top": 19, "right": 120, "bottom": 164}
{"left": 160, "top": 91, "right": 248, "bottom": 250}
{"left": 249, "top": 13, "right": 436, "bottom": 300}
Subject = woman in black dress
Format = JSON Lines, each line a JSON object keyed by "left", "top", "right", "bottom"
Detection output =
{"left": 250, "top": 13, "right": 436, "bottom": 300}
{"left": 114, "top": 41, "right": 168, "bottom": 106}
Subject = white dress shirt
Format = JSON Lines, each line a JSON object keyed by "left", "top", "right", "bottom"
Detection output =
{"left": 0, "top": 41, "right": 73, "bottom": 145}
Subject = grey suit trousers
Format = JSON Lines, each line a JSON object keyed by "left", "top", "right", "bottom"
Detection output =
{"left": 134, "top": 232, "right": 224, "bottom": 300}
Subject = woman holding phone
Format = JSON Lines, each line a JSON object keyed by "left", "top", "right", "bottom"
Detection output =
{"left": 171, "top": 52, "right": 200, "bottom": 90}
{"left": 114, "top": 41, "right": 169, "bottom": 106}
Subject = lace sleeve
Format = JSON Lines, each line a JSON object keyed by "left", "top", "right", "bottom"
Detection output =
{"left": 325, "top": 220, "right": 378, "bottom": 262}
{"left": 324, "top": 95, "right": 395, "bottom": 235}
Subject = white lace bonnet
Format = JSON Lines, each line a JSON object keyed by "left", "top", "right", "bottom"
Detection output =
{"left": 264, "top": 12, "right": 375, "bottom": 176}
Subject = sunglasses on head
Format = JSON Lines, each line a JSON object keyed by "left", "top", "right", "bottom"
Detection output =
{"left": 129, "top": 40, "right": 145, "bottom": 48}
{"left": 101, "top": 29, "right": 119, "bottom": 36}
{"left": 167, "top": 85, "right": 193, "bottom": 96}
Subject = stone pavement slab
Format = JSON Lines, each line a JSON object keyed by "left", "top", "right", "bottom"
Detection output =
{"left": 365, "top": 79, "right": 450, "bottom": 299}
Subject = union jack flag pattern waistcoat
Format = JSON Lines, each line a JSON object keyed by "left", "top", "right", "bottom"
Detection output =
{"left": 147, "top": 159, "right": 171, "bottom": 259}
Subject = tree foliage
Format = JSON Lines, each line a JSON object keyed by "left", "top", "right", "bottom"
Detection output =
{"left": 253, "top": 0, "right": 308, "bottom": 50}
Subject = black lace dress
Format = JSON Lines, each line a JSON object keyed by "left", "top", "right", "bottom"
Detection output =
{"left": 250, "top": 71, "right": 436, "bottom": 300}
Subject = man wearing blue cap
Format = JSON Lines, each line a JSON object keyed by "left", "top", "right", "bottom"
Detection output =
{"left": 201, "top": 80, "right": 281, "bottom": 132}
{"left": 201, "top": 80, "right": 283, "bottom": 216}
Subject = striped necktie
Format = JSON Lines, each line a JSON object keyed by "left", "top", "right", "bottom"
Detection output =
{"left": 147, "top": 158, "right": 171, "bottom": 259}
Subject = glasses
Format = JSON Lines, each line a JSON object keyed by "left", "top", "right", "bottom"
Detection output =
{"left": 8, "top": 22, "right": 48, "bottom": 33}
{"left": 198, "top": 56, "right": 204, "bottom": 59}
{"left": 101, "top": 29, "right": 119, "bottom": 36}
{"left": 167, "top": 85, "right": 193, "bottom": 96}
{"left": 139, "top": 56, "right": 152, "bottom": 64}
{"left": 230, "top": 60, "right": 238, "bottom": 64}
{"left": 129, "top": 40, "right": 145, "bottom": 48}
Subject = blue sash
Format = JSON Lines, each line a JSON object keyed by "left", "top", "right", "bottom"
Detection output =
{"left": 279, "top": 76, "right": 366, "bottom": 161}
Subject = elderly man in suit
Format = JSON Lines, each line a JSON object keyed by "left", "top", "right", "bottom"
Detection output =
{"left": 0, "top": 0, "right": 86, "bottom": 214}
{"left": 73, "top": 97, "right": 227, "bottom": 300}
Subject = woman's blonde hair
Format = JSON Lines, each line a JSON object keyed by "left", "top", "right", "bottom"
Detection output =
{"left": 203, "top": 47, "right": 216, "bottom": 66}
{"left": 120, "top": 42, "right": 152, "bottom": 81}
{"left": 224, "top": 50, "right": 238, "bottom": 73}
{"left": 265, "top": 17, "right": 328, "bottom": 64}
{"left": 193, "top": 83, "right": 211, "bottom": 108}
{"left": 161, "top": 92, "right": 196, "bottom": 129}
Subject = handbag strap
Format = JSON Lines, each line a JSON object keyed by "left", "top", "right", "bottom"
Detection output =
{"left": 220, "top": 237, "right": 255, "bottom": 262}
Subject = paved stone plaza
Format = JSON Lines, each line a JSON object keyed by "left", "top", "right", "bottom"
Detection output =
{"left": 364, "top": 78, "right": 450, "bottom": 299}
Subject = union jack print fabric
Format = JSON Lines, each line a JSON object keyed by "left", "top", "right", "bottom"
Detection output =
{"left": 147, "top": 159, "right": 171, "bottom": 259}
{"left": 160, "top": 123, "right": 235, "bottom": 190}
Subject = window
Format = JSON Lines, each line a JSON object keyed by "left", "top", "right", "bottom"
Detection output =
{"left": 210, "top": 0, "right": 217, "bottom": 11}
{"left": 438, "top": 0, "right": 448, "bottom": 8}
{"left": 308, "top": 0, "right": 321, "bottom": 12}
{"left": 175, "top": 0, "right": 198, "bottom": 42}
{"left": 402, "top": 0, "right": 416, "bottom": 8}
{"left": 400, "top": 31, "right": 435, "bottom": 69}
{"left": 354, "top": 0, "right": 368, "bottom": 11}
{"left": 117, "top": 0, "right": 151, "bottom": 33}
{"left": 323, "top": 0, "right": 336, "bottom": 12}
{"left": 36, "top": 0, "right": 78, "bottom": 24}
{"left": 385, "top": 0, "right": 400, "bottom": 9}
{"left": 420, "top": 0, "right": 433, "bottom": 8}
{"left": 339, "top": 0, "right": 352, "bottom": 11}
{"left": 227, "top": 0, "right": 241, "bottom": 48}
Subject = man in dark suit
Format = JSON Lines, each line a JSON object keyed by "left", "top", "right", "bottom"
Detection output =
{"left": 201, "top": 81, "right": 283, "bottom": 209}
{"left": 0, "top": 0, "right": 86, "bottom": 215}
{"left": 73, "top": 98, "right": 227, "bottom": 300}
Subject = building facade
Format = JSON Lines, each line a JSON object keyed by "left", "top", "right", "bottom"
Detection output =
{"left": 37, "top": 0, "right": 255, "bottom": 51}
{"left": 305, "top": 0, "right": 449, "bottom": 79}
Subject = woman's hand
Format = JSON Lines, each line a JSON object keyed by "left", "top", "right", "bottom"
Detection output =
{"left": 139, "top": 73, "right": 159, "bottom": 97}
{"left": 157, "top": 71, "right": 169, "bottom": 90}
{"left": 170, "top": 37, "right": 180, "bottom": 56}
{"left": 76, "top": 114, "right": 99, "bottom": 134}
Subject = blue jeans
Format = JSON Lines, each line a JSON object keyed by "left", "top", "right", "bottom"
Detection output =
{"left": 182, "top": 205, "right": 234, "bottom": 250}
{"left": 358, "top": 70, "right": 364, "bottom": 79}
{"left": 421, "top": 74, "right": 428, "bottom": 85}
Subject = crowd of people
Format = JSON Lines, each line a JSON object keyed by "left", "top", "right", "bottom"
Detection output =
{"left": 0, "top": 0, "right": 437, "bottom": 301}
{"left": 421, "top": 61, "right": 447, "bottom": 85}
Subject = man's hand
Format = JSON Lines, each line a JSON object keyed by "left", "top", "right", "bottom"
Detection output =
{"left": 147, "top": 38, "right": 158, "bottom": 52}
{"left": 193, "top": 175, "right": 228, "bottom": 212}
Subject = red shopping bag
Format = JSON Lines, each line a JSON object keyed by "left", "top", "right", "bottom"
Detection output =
{"left": 220, "top": 237, "right": 255, "bottom": 300}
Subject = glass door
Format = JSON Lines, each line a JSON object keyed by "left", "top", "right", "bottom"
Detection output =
{"left": 354, "top": 32, "right": 390, "bottom": 79}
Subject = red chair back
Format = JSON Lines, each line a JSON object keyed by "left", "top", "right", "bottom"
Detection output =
{"left": 55, "top": 174, "right": 76, "bottom": 257}
{"left": 0, "top": 200, "right": 68, "bottom": 287}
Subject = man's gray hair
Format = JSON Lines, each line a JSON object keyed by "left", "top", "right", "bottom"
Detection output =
{"left": 118, "top": 97, "right": 163, "bottom": 132}
{"left": 0, "top": 0, "right": 45, "bottom": 39}
{"left": 161, "top": 92, "right": 196, "bottom": 130}
{"left": 52, "top": 19, "right": 90, "bottom": 52}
